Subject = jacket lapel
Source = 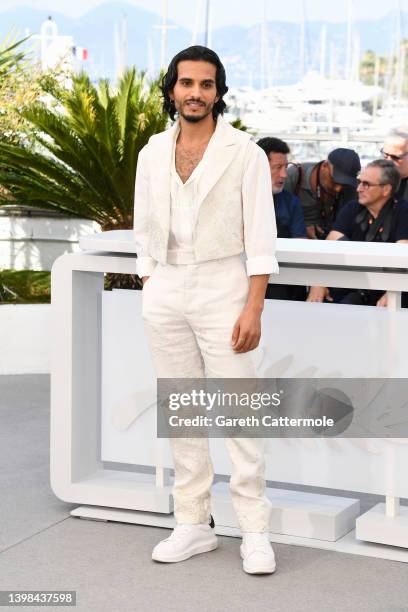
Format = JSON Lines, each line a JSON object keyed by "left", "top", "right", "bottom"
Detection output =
{"left": 195, "top": 117, "right": 239, "bottom": 209}
{"left": 148, "top": 121, "right": 179, "bottom": 238}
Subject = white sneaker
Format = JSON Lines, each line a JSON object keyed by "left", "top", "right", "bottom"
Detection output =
{"left": 240, "top": 532, "right": 276, "bottom": 574}
{"left": 152, "top": 517, "right": 218, "bottom": 563}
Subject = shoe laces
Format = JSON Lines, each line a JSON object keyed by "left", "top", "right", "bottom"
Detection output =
{"left": 165, "top": 523, "right": 197, "bottom": 543}
{"left": 243, "top": 533, "right": 273, "bottom": 555}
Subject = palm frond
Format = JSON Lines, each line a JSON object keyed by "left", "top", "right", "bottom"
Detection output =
{"left": 0, "top": 68, "right": 168, "bottom": 230}
{"left": 0, "top": 34, "right": 30, "bottom": 75}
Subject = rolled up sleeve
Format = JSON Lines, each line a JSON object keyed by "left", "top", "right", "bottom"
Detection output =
{"left": 133, "top": 145, "right": 157, "bottom": 277}
{"left": 242, "top": 141, "right": 279, "bottom": 277}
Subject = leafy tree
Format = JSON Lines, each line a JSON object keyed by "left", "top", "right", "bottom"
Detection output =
{"left": 0, "top": 33, "right": 38, "bottom": 204}
{"left": 0, "top": 69, "right": 168, "bottom": 231}
{"left": 359, "top": 49, "right": 388, "bottom": 87}
{"left": 0, "top": 66, "right": 168, "bottom": 291}
{"left": 360, "top": 42, "right": 408, "bottom": 99}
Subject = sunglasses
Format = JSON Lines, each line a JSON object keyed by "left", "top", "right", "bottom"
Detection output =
{"left": 380, "top": 148, "right": 408, "bottom": 162}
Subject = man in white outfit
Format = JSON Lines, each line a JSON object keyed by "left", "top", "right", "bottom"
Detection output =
{"left": 133, "top": 46, "right": 279, "bottom": 574}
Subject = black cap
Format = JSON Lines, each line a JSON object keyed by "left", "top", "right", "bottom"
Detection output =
{"left": 327, "top": 148, "right": 361, "bottom": 188}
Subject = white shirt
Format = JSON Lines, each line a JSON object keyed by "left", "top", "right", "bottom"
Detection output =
{"left": 167, "top": 125, "right": 217, "bottom": 264}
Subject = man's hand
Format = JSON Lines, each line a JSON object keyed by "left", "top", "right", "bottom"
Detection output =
{"left": 376, "top": 293, "right": 388, "bottom": 308}
{"left": 307, "top": 286, "right": 332, "bottom": 302}
{"left": 307, "top": 225, "right": 324, "bottom": 240}
{"left": 142, "top": 276, "right": 150, "bottom": 286}
{"left": 231, "top": 305, "right": 262, "bottom": 353}
{"left": 231, "top": 273, "right": 268, "bottom": 353}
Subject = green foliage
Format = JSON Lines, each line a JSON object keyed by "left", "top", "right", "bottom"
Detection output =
{"left": 230, "top": 117, "right": 249, "bottom": 131}
{"left": 0, "top": 34, "right": 29, "bottom": 77}
{"left": 0, "top": 268, "right": 135, "bottom": 303}
{"left": 0, "top": 270, "right": 51, "bottom": 303}
{"left": 230, "top": 117, "right": 257, "bottom": 137}
{"left": 0, "top": 69, "right": 168, "bottom": 230}
{"left": 0, "top": 32, "right": 43, "bottom": 203}
{"left": 359, "top": 42, "right": 408, "bottom": 98}
{"left": 359, "top": 49, "right": 388, "bottom": 87}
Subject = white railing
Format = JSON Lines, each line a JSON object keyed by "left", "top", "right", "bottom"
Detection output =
{"left": 48, "top": 231, "right": 408, "bottom": 554}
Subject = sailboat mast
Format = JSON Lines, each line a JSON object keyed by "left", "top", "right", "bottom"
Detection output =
{"left": 204, "top": 0, "right": 211, "bottom": 47}
{"left": 396, "top": 0, "right": 403, "bottom": 103}
{"left": 191, "top": 0, "right": 203, "bottom": 45}
{"left": 260, "top": 0, "right": 269, "bottom": 89}
{"left": 345, "top": 0, "right": 353, "bottom": 80}
{"left": 155, "top": 0, "right": 176, "bottom": 70}
{"left": 299, "top": 0, "right": 305, "bottom": 79}
{"left": 373, "top": 54, "right": 380, "bottom": 117}
{"left": 160, "top": 0, "right": 168, "bottom": 70}
{"left": 320, "top": 24, "right": 327, "bottom": 78}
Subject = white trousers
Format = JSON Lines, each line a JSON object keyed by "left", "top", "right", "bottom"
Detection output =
{"left": 142, "top": 254, "right": 272, "bottom": 532}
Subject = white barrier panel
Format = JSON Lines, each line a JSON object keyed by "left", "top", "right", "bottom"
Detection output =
{"left": 100, "top": 289, "right": 408, "bottom": 498}
{"left": 50, "top": 231, "right": 408, "bottom": 560}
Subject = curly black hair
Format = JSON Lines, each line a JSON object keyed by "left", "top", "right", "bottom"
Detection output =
{"left": 161, "top": 45, "right": 228, "bottom": 121}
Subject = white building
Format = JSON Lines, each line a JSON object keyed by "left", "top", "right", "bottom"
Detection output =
{"left": 31, "top": 16, "right": 88, "bottom": 73}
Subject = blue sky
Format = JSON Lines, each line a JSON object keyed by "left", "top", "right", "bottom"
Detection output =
{"left": 1, "top": 0, "right": 407, "bottom": 30}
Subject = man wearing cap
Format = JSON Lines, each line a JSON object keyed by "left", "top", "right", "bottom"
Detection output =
{"left": 381, "top": 128, "right": 408, "bottom": 201}
{"left": 285, "top": 148, "right": 361, "bottom": 239}
{"left": 307, "top": 159, "right": 408, "bottom": 306}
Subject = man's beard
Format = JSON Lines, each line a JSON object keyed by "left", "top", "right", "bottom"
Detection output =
{"left": 177, "top": 101, "right": 213, "bottom": 123}
{"left": 181, "top": 112, "right": 210, "bottom": 123}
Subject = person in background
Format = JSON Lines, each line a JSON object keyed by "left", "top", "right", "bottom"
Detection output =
{"left": 257, "top": 137, "right": 307, "bottom": 301}
{"left": 285, "top": 148, "right": 361, "bottom": 239}
{"left": 307, "top": 159, "right": 408, "bottom": 307}
{"left": 381, "top": 128, "right": 408, "bottom": 201}
{"left": 257, "top": 137, "right": 307, "bottom": 239}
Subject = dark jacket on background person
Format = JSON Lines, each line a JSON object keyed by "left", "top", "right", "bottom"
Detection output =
{"left": 396, "top": 176, "right": 408, "bottom": 202}
{"left": 274, "top": 190, "right": 307, "bottom": 238}
{"left": 265, "top": 190, "right": 307, "bottom": 301}
{"left": 285, "top": 162, "right": 357, "bottom": 238}
{"left": 329, "top": 197, "right": 408, "bottom": 306}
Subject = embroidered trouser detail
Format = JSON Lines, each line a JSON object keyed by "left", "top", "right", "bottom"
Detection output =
{"left": 169, "top": 437, "right": 214, "bottom": 524}
{"left": 142, "top": 256, "right": 271, "bottom": 532}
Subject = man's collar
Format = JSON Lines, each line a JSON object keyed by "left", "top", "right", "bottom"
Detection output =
{"left": 170, "top": 114, "right": 236, "bottom": 147}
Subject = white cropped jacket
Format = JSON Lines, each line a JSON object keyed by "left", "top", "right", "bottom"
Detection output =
{"left": 133, "top": 116, "right": 279, "bottom": 278}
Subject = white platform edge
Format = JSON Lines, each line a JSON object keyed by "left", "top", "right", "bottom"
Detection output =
{"left": 356, "top": 503, "right": 408, "bottom": 548}
{"left": 211, "top": 482, "right": 360, "bottom": 542}
{"left": 70, "top": 505, "right": 408, "bottom": 563}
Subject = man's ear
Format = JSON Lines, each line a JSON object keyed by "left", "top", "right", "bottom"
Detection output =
{"left": 384, "top": 184, "right": 393, "bottom": 198}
